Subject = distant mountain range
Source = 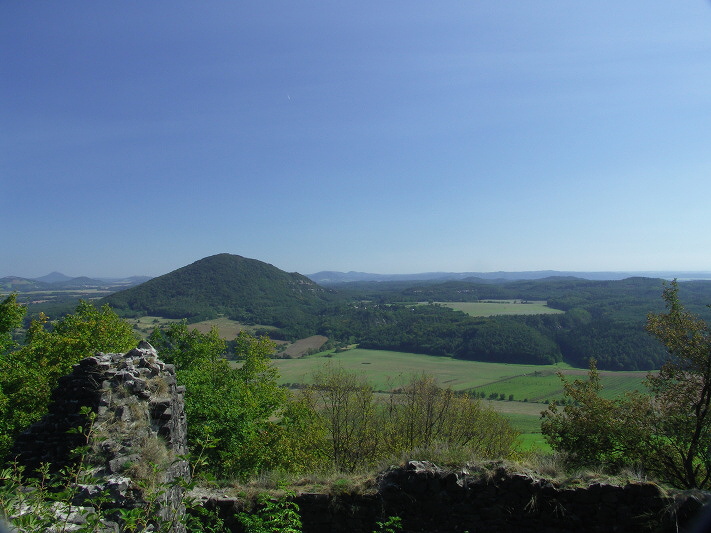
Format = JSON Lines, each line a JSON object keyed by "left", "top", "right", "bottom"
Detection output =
{"left": 307, "top": 270, "right": 711, "bottom": 284}
{"left": 0, "top": 273, "right": 152, "bottom": 292}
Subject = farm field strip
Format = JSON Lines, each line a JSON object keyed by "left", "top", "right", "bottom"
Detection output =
{"left": 129, "top": 316, "right": 183, "bottom": 337}
{"left": 274, "top": 348, "right": 575, "bottom": 391}
{"left": 188, "top": 317, "right": 277, "bottom": 338}
{"left": 473, "top": 373, "right": 648, "bottom": 402}
{"left": 279, "top": 335, "right": 329, "bottom": 357}
{"left": 436, "top": 300, "right": 564, "bottom": 317}
{"left": 274, "top": 348, "right": 648, "bottom": 400}
{"left": 131, "top": 316, "right": 277, "bottom": 340}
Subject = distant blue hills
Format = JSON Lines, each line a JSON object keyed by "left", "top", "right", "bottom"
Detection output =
{"left": 307, "top": 270, "right": 711, "bottom": 284}
{"left": 0, "top": 272, "right": 152, "bottom": 292}
{"left": 33, "top": 271, "right": 74, "bottom": 284}
{"left": 4, "top": 265, "right": 711, "bottom": 294}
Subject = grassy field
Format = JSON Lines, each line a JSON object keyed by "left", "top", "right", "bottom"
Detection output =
{"left": 129, "top": 316, "right": 183, "bottom": 337}
{"left": 274, "top": 348, "right": 649, "bottom": 451}
{"left": 189, "top": 317, "right": 277, "bottom": 338}
{"left": 279, "top": 335, "right": 329, "bottom": 357}
{"left": 437, "top": 300, "right": 564, "bottom": 317}
{"left": 130, "top": 316, "right": 277, "bottom": 339}
{"left": 274, "top": 348, "right": 570, "bottom": 391}
{"left": 273, "top": 348, "right": 648, "bottom": 395}
{"left": 474, "top": 370, "right": 647, "bottom": 402}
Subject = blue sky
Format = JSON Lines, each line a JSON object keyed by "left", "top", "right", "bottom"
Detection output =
{"left": 2, "top": 1, "right": 711, "bottom": 278}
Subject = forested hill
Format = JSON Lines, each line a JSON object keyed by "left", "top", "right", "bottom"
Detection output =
{"left": 102, "top": 253, "right": 332, "bottom": 327}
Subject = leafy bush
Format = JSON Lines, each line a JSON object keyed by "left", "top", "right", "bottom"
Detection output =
{"left": 300, "top": 365, "right": 519, "bottom": 473}
{"left": 237, "top": 491, "right": 302, "bottom": 533}
{"left": 0, "top": 300, "right": 137, "bottom": 458}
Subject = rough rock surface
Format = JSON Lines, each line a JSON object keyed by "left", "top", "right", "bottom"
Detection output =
{"left": 197, "top": 461, "right": 711, "bottom": 533}
{"left": 12, "top": 341, "right": 189, "bottom": 531}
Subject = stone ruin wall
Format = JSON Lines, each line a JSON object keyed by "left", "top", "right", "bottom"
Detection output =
{"left": 200, "top": 460, "right": 711, "bottom": 533}
{"left": 10, "top": 343, "right": 711, "bottom": 532}
{"left": 12, "top": 341, "right": 189, "bottom": 531}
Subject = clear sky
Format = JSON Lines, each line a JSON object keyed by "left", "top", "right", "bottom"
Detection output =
{"left": 2, "top": 1, "right": 711, "bottom": 278}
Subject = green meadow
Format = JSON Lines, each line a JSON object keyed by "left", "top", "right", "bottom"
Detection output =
{"left": 274, "top": 348, "right": 572, "bottom": 391}
{"left": 274, "top": 348, "right": 647, "bottom": 396}
{"left": 274, "top": 348, "right": 649, "bottom": 451}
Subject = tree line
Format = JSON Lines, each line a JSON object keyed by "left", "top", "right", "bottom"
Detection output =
{"left": 315, "top": 302, "right": 668, "bottom": 369}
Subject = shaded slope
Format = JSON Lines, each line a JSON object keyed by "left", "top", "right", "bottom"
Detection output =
{"left": 103, "top": 254, "right": 331, "bottom": 327}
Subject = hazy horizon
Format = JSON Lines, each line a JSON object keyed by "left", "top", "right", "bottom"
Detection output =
{"left": 3, "top": 2, "right": 711, "bottom": 278}
{"left": 5, "top": 258, "right": 711, "bottom": 282}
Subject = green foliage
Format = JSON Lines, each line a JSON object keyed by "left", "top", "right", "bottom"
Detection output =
{"left": 149, "top": 324, "right": 289, "bottom": 479}
{"left": 373, "top": 515, "right": 402, "bottom": 533}
{"left": 237, "top": 491, "right": 302, "bottom": 533}
{"left": 385, "top": 374, "right": 519, "bottom": 459}
{"left": 457, "top": 318, "right": 561, "bottom": 364}
{"left": 269, "top": 393, "right": 330, "bottom": 474}
{"left": 327, "top": 303, "right": 563, "bottom": 364}
{"left": 301, "top": 365, "right": 519, "bottom": 473}
{"left": 0, "top": 301, "right": 137, "bottom": 458}
{"left": 305, "top": 364, "right": 379, "bottom": 472}
{"left": 644, "top": 280, "right": 711, "bottom": 489}
{"left": 540, "top": 361, "right": 651, "bottom": 470}
{"left": 0, "top": 293, "right": 26, "bottom": 354}
{"left": 558, "top": 318, "right": 667, "bottom": 370}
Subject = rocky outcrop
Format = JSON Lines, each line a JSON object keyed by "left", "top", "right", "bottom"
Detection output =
{"left": 375, "top": 460, "right": 710, "bottom": 533}
{"left": 12, "top": 341, "right": 189, "bottom": 531}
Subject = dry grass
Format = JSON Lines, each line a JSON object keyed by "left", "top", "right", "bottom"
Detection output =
{"left": 147, "top": 375, "right": 170, "bottom": 397}
{"left": 278, "top": 335, "right": 329, "bottom": 358}
{"left": 125, "top": 435, "right": 173, "bottom": 488}
{"left": 200, "top": 454, "right": 666, "bottom": 510}
{"left": 227, "top": 469, "right": 378, "bottom": 499}
{"left": 508, "top": 452, "right": 655, "bottom": 489}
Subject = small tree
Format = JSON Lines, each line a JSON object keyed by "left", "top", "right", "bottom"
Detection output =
{"left": 0, "top": 294, "right": 25, "bottom": 355}
{"left": 541, "top": 361, "right": 651, "bottom": 470}
{"left": 306, "top": 363, "right": 379, "bottom": 473}
{"left": 385, "top": 374, "right": 518, "bottom": 460}
{"left": 542, "top": 281, "right": 711, "bottom": 489}
{"left": 645, "top": 280, "right": 711, "bottom": 489}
